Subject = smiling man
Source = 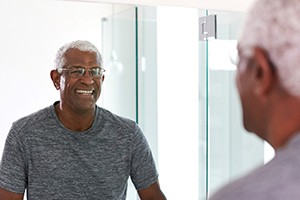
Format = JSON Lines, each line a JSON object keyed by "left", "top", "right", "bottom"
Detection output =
{"left": 0, "top": 40, "right": 166, "bottom": 200}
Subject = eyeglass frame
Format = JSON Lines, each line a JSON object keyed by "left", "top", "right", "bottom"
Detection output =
{"left": 57, "top": 66, "right": 106, "bottom": 78}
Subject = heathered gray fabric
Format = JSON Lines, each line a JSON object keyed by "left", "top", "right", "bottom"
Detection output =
{"left": 210, "top": 133, "right": 300, "bottom": 200}
{"left": 0, "top": 102, "right": 158, "bottom": 200}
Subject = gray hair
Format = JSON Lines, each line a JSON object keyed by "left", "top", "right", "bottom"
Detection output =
{"left": 54, "top": 40, "right": 103, "bottom": 69}
{"left": 238, "top": 0, "right": 300, "bottom": 96}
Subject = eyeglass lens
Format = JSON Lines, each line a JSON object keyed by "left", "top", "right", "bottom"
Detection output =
{"left": 59, "top": 66, "right": 105, "bottom": 78}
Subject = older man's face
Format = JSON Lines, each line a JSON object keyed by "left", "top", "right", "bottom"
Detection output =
{"left": 59, "top": 49, "right": 104, "bottom": 112}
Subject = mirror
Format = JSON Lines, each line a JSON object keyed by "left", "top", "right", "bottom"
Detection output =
{"left": 0, "top": 1, "right": 139, "bottom": 199}
{"left": 0, "top": 1, "right": 272, "bottom": 200}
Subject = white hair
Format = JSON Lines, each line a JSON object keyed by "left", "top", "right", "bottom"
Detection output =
{"left": 54, "top": 40, "right": 103, "bottom": 69}
{"left": 239, "top": 0, "right": 300, "bottom": 96}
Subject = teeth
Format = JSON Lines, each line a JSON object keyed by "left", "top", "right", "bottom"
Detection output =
{"left": 76, "top": 90, "right": 93, "bottom": 94}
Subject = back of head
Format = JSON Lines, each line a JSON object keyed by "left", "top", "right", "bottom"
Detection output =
{"left": 55, "top": 40, "right": 103, "bottom": 69}
{"left": 239, "top": 0, "right": 300, "bottom": 97}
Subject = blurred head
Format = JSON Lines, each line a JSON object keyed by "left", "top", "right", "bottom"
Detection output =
{"left": 51, "top": 40, "right": 105, "bottom": 112}
{"left": 238, "top": 0, "right": 300, "bottom": 97}
{"left": 236, "top": 0, "right": 300, "bottom": 136}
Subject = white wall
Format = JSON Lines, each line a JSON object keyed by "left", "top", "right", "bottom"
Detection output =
{"left": 156, "top": 6, "right": 199, "bottom": 200}
{"left": 73, "top": 0, "right": 256, "bottom": 12}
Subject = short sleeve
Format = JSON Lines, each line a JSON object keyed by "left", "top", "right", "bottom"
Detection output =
{"left": 130, "top": 125, "right": 158, "bottom": 190}
{"left": 0, "top": 127, "right": 27, "bottom": 194}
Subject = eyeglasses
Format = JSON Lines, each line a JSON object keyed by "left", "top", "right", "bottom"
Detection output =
{"left": 57, "top": 66, "right": 105, "bottom": 78}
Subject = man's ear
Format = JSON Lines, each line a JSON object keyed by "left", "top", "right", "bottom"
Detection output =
{"left": 50, "top": 69, "right": 60, "bottom": 90}
{"left": 253, "top": 47, "right": 275, "bottom": 96}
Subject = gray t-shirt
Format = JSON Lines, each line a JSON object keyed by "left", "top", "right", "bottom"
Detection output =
{"left": 0, "top": 103, "right": 158, "bottom": 200}
{"left": 210, "top": 133, "right": 300, "bottom": 200}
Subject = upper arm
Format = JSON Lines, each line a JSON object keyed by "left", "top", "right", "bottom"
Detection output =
{"left": 130, "top": 125, "right": 159, "bottom": 189}
{"left": 0, "top": 188, "right": 24, "bottom": 200}
{"left": 138, "top": 181, "right": 166, "bottom": 200}
{"left": 0, "top": 129, "right": 27, "bottom": 195}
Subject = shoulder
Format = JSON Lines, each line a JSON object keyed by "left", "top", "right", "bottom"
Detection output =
{"left": 10, "top": 105, "right": 53, "bottom": 136}
{"left": 210, "top": 151, "right": 300, "bottom": 200}
{"left": 209, "top": 169, "right": 260, "bottom": 199}
{"left": 96, "top": 106, "right": 139, "bottom": 132}
{"left": 95, "top": 107, "right": 150, "bottom": 147}
{"left": 210, "top": 164, "right": 270, "bottom": 200}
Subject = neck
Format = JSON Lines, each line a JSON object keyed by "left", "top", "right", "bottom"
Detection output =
{"left": 266, "top": 98, "right": 300, "bottom": 150}
{"left": 55, "top": 102, "right": 96, "bottom": 132}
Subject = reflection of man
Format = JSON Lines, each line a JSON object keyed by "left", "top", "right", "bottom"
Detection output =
{"left": 210, "top": 0, "right": 300, "bottom": 199}
{"left": 0, "top": 40, "right": 166, "bottom": 200}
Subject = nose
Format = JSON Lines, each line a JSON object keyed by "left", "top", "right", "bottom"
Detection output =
{"left": 80, "top": 71, "right": 94, "bottom": 85}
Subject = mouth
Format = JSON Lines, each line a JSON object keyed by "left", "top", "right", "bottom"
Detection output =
{"left": 76, "top": 89, "right": 94, "bottom": 95}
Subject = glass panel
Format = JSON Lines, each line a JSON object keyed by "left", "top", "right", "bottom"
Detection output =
{"left": 136, "top": 6, "right": 159, "bottom": 163}
{"left": 198, "top": 11, "right": 209, "bottom": 200}
{"left": 101, "top": 5, "right": 137, "bottom": 121}
{"left": 101, "top": 5, "right": 138, "bottom": 200}
{"left": 203, "top": 10, "right": 265, "bottom": 197}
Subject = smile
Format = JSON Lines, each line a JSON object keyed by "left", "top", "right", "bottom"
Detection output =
{"left": 76, "top": 89, "right": 94, "bottom": 95}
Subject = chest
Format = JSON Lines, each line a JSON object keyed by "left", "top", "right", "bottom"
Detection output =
{"left": 24, "top": 132, "right": 132, "bottom": 190}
